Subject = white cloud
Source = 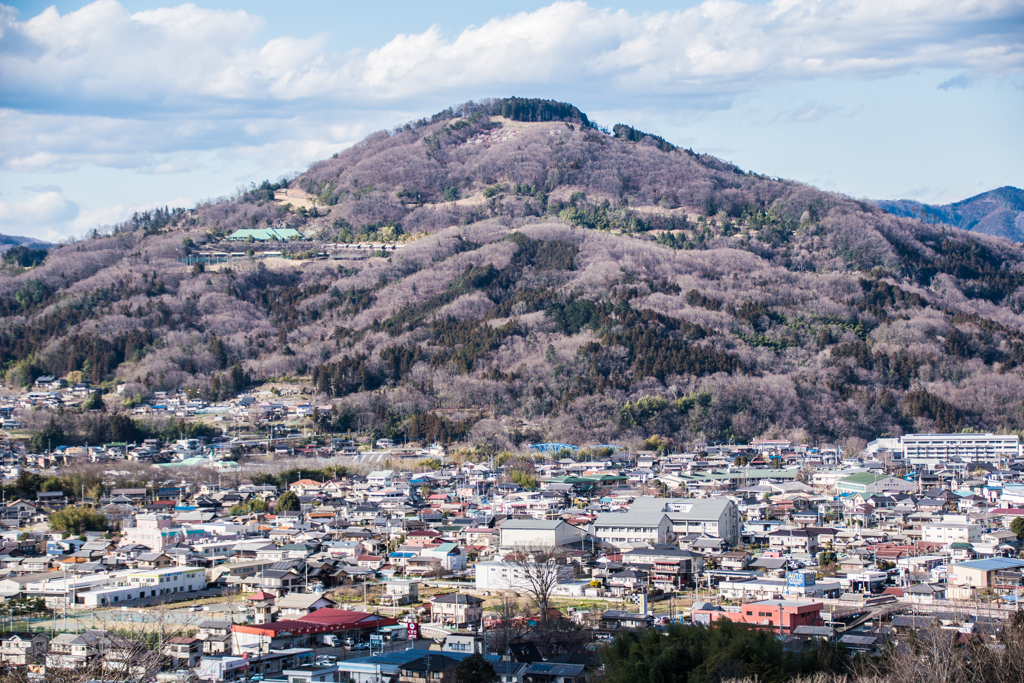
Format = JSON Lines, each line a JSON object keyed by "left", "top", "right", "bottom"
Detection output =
{"left": 0, "top": 0, "right": 1017, "bottom": 177}
{"left": 1, "top": 0, "right": 1020, "bottom": 109}
{"left": 0, "top": 184, "right": 202, "bottom": 241}
{"left": 0, "top": 192, "right": 197, "bottom": 241}
{"left": 69, "top": 195, "right": 192, "bottom": 233}
{"left": 0, "top": 191, "right": 79, "bottom": 232}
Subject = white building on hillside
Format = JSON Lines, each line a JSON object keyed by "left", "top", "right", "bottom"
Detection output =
{"left": 474, "top": 561, "right": 575, "bottom": 592}
{"left": 498, "top": 520, "right": 585, "bottom": 548}
{"left": 922, "top": 517, "right": 982, "bottom": 544}
{"left": 628, "top": 496, "right": 742, "bottom": 546}
{"left": 593, "top": 512, "right": 673, "bottom": 547}
{"left": 367, "top": 470, "right": 395, "bottom": 488}
{"left": 903, "top": 433, "right": 1019, "bottom": 466}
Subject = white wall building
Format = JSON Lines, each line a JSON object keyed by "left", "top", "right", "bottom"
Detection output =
{"left": 902, "top": 433, "right": 1020, "bottom": 465}
{"left": 498, "top": 520, "right": 585, "bottom": 548}
{"left": 628, "top": 497, "right": 742, "bottom": 546}
{"left": 922, "top": 521, "right": 982, "bottom": 544}
{"left": 367, "top": 470, "right": 395, "bottom": 488}
{"left": 125, "top": 567, "right": 206, "bottom": 597}
{"left": 474, "top": 561, "right": 576, "bottom": 592}
{"left": 593, "top": 512, "right": 672, "bottom": 547}
{"left": 80, "top": 584, "right": 151, "bottom": 608}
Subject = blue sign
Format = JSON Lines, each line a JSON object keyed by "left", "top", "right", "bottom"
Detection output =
{"left": 787, "top": 571, "right": 815, "bottom": 587}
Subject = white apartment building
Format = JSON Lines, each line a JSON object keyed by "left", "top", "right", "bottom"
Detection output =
{"left": 922, "top": 520, "right": 982, "bottom": 545}
{"left": 474, "top": 561, "right": 576, "bottom": 592}
{"left": 628, "top": 496, "right": 742, "bottom": 546}
{"left": 367, "top": 470, "right": 395, "bottom": 487}
{"left": 18, "top": 566, "right": 205, "bottom": 607}
{"left": 593, "top": 512, "right": 672, "bottom": 547}
{"left": 902, "top": 433, "right": 1020, "bottom": 466}
{"left": 497, "top": 492, "right": 565, "bottom": 519}
{"left": 366, "top": 489, "right": 407, "bottom": 505}
{"left": 125, "top": 567, "right": 206, "bottom": 596}
{"left": 810, "top": 470, "right": 854, "bottom": 490}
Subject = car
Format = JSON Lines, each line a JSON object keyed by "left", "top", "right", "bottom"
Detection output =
{"left": 353, "top": 642, "right": 370, "bottom": 650}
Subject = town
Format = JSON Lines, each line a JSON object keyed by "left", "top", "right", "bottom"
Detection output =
{"left": 0, "top": 377, "right": 1021, "bottom": 683}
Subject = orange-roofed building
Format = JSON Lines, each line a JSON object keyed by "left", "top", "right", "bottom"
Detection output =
{"left": 692, "top": 600, "right": 823, "bottom": 635}
{"left": 288, "top": 480, "right": 324, "bottom": 495}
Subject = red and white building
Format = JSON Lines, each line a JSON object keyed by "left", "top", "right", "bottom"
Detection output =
{"left": 691, "top": 600, "right": 824, "bottom": 635}
{"left": 232, "top": 608, "right": 397, "bottom": 654}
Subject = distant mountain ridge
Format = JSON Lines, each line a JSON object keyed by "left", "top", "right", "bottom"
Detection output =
{"left": 0, "top": 233, "right": 53, "bottom": 252}
{"left": 877, "top": 186, "right": 1024, "bottom": 242}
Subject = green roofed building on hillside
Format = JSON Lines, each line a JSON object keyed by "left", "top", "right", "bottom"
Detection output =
{"left": 226, "top": 227, "right": 304, "bottom": 241}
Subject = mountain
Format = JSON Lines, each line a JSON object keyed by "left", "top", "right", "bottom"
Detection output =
{"left": 877, "top": 186, "right": 1024, "bottom": 242}
{"left": 4, "top": 98, "right": 1024, "bottom": 451}
{"left": 0, "top": 233, "right": 54, "bottom": 252}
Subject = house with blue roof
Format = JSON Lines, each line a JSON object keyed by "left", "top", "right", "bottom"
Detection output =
{"left": 421, "top": 542, "right": 466, "bottom": 571}
{"left": 949, "top": 557, "right": 1024, "bottom": 589}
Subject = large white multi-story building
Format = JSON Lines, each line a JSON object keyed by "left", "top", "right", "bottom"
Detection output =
{"left": 922, "top": 521, "right": 982, "bottom": 545}
{"left": 593, "top": 512, "right": 673, "bottom": 547}
{"left": 474, "top": 561, "right": 576, "bottom": 592}
{"left": 627, "top": 496, "right": 743, "bottom": 546}
{"left": 902, "top": 433, "right": 1020, "bottom": 467}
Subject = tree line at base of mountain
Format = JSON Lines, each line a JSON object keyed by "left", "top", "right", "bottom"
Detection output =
{"left": 26, "top": 414, "right": 220, "bottom": 453}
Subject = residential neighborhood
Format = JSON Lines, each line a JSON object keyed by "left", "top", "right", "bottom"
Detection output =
{"left": 0, "top": 424, "right": 1021, "bottom": 681}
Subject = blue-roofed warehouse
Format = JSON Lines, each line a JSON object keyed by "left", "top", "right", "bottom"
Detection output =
{"left": 950, "top": 557, "right": 1024, "bottom": 588}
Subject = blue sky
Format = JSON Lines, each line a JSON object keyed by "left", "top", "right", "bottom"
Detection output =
{"left": 0, "top": 0, "right": 1022, "bottom": 240}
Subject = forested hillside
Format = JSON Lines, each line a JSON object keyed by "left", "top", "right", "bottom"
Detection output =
{"left": 5, "top": 98, "right": 1024, "bottom": 451}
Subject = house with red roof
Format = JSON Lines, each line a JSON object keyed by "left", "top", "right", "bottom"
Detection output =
{"left": 231, "top": 608, "right": 397, "bottom": 654}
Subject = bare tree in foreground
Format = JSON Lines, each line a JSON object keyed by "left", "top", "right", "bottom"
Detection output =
{"left": 505, "top": 545, "right": 571, "bottom": 630}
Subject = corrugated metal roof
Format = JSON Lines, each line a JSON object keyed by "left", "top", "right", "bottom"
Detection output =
{"left": 954, "top": 558, "right": 1024, "bottom": 571}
